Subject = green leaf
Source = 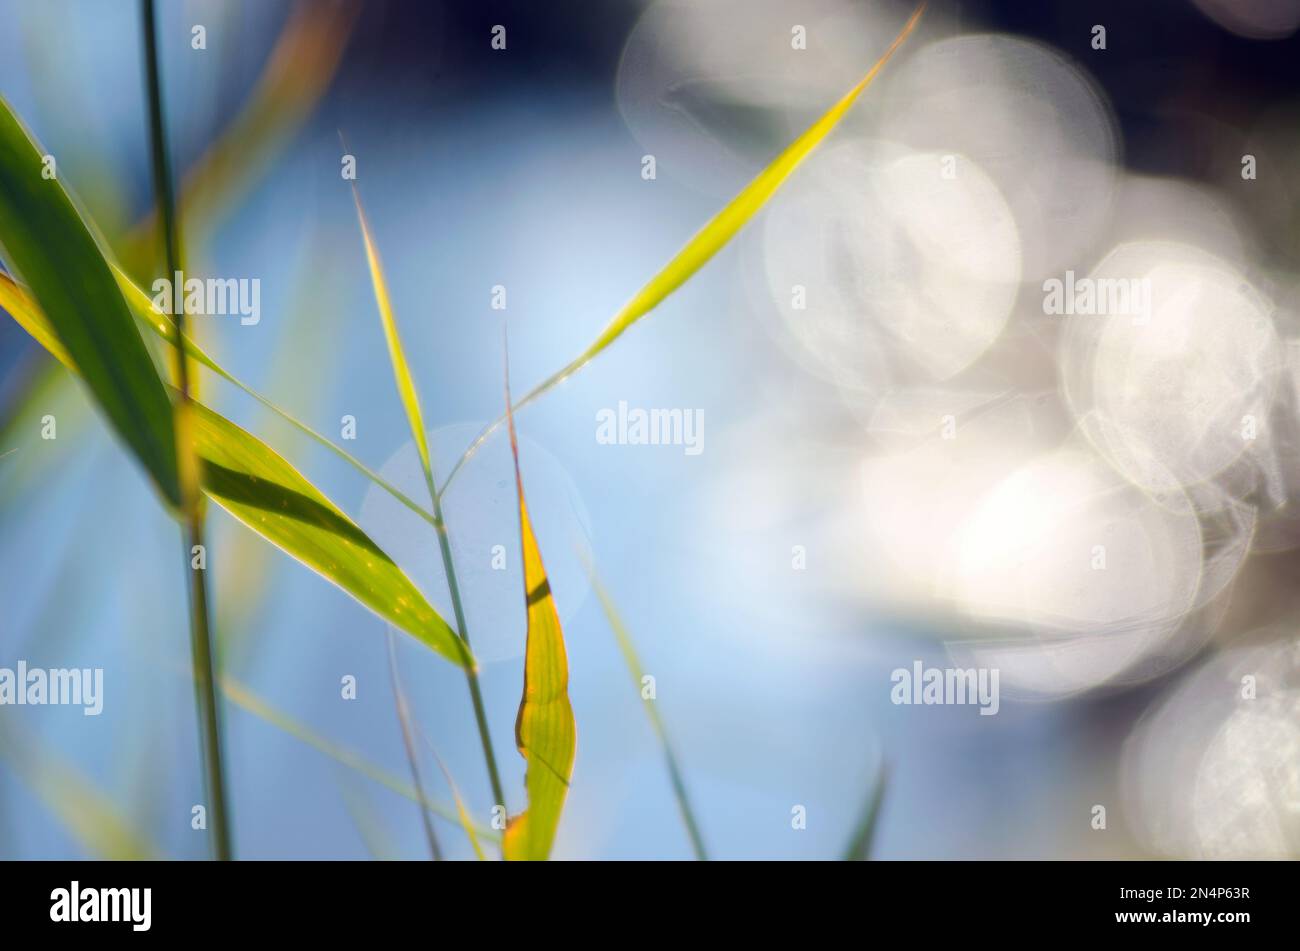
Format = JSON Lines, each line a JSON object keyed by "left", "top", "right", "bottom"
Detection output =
{"left": 1, "top": 321, "right": 467, "bottom": 673}
{"left": 350, "top": 186, "right": 438, "bottom": 504}
{"left": 0, "top": 270, "right": 471, "bottom": 668}
{"left": 501, "top": 371, "right": 577, "bottom": 861}
{"left": 438, "top": 4, "right": 926, "bottom": 495}
{"left": 0, "top": 266, "right": 440, "bottom": 530}
{"left": 187, "top": 401, "right": 472, "bottom": 668}
{"left": 0, "top": 97, "right": 180, "bottom": 506}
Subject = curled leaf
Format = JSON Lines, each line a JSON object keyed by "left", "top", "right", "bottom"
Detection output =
{"left": 501, "top": 360, "right": 576, "bottom": 861}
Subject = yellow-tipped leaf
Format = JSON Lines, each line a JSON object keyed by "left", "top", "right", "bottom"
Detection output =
{"left": 501, "top": 363, "right": 577, "bottom": 861}
{"left": 439, "top": 4, "right": 926, "bottom": 494}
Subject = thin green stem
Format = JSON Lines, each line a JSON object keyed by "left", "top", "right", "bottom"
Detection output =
{"left": 143, "top": 0, "right": 231, "bottom": 861}
{"left": 424, "top": 470, "right": 506, "bottom": 816}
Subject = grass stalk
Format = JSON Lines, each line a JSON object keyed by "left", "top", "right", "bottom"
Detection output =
{"left": 347, "top": 181, "right": 507, "bottom": 819}
{"left": 385, "top": 631, "right": 444, "bottom": 860}
{"left": 425, "top": 468, "right": 507, "bottom": 817}
{"left": 142, "top": 0, "right": 232, "bottom": 861}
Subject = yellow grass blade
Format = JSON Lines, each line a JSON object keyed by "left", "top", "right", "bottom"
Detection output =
{"left": 416, "top": 722, "right": 487, "bottom": 861}
{"left": 501, "top": 353, "right": 576, "bottom": 861}
{"left": 349, "top": 184, "right": 438, "bottom": 504}
{"left": 0, "top": 720, "right": 157, "bottom": 860}
{"left": 438, "top": 3, "right": 926, "bottom": 496}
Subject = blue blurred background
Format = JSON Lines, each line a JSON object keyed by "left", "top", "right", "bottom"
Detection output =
{"left": 3, "top": 0, "right": 1300, "bottom": 860}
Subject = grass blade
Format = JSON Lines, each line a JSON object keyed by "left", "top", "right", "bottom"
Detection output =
{"left": 350, "top": 186, "right": 437, "bottom": 503}
{"left": 122, "top": 0, "right": 358, "bottom": 272}
{"left": 0, "top": 272, "right": 470, "bottom": 666}
{"left": 0, "top": 97, "right": 179, "bottom": 506}
{"left": 437, "top": 3, "right": 926, "bottom": 496}
{"left": 117, "top": 266, "right": 442, "bottom": 528}
{"left": 1, "top": 267, "right": 441, "bottom": 529}
{"left": 219, "top": 676, "right": 498, "bottom": 841}
{"left": 141, "top": 0, "right": 230, "bottom": 861}
{"left": 336, "top": 774, "right": 401, "bottom": 861}
{"left": 843, "top": 761, "right": 889, "bottom": 860}
{"left": 501, "top": 350, "right": 577, "bottom": 861}
{"left": 188, "top": 401, "right": 472, "bottom": 668}
{"left": 589, "top": 571, "right": 708, "bottom": 860}
{"left": 349, "top": 183, "right": 508, "bottom": 814}
{"left": 0, "top": 720, "right": 157, "bottom": 860}
{"left": 415, "top": 721, "right": 487, "bottom": 861}
{"left": 385, "top": 631, "right": 444, "bottom": 860}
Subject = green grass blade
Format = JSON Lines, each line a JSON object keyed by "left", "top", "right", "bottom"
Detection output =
{"left": 843, "top": 761, "right": 889, "bottom": 860}
{"left": 188, "top": 401, "right": 473, "bottom": 668}
{"left": 114, "top": 266, "right": 442, "bottom": 529}
{"left": 0, "top": 268, "right": 469, "bottom": 666}
{"left": 437, "top": 3, "right": 926, "bottom": 497}
{"left": 589, "top": 571, "right": 708, "bottom": 860}
{"left": 0, "top": 267, "right": 439, "bottom": 529}
{"left": 349, "top": 186, "right": 438, "bottom": 505}
{"left": 0, "top": 97, "right": 180, "bottom": 506}
{"left": 348, "top": 181, "right": 508, "bottom": 814}
{"left": 501, "top": 357, "right": 577, "bottom": 861}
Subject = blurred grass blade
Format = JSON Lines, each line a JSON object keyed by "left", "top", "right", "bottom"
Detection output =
{"left": 438, "top": 3, "right": 926, "bottom": 496}
{"left": 0, "top": 97, "right": 179, "bottom": 506}
{"left": 121, "top": 0, "right": 358, "bottom": 272}
{"left": 416, "top": 721, "right": 487, "bottom": 860}
{"left": 589, "top": 571, "right": 708, "bottom": 860}
{"left": 220, "top": 676, "right": 498, "bottom": 841}
{"left": 501, "top": 356, "right": 576, "bottom": 862}
{"left": 188, "top": 401, "right": 472, "bottom": 668}
{"left": 0, "top": 272, "right": 71, "bottom": 367}
{"left": 0, "top": 268, "right": 439, "bottom": 529}
{"left": 386, "top": 631, "right": 444, "bottom": 860}
{"left": 0, "top": 721, "right": 157, "bottom": 860}
{"left": 336, "top": 774, "right": 401, "bottom": 861}
{"left": 843, "top": 761, "right": 889, "bottom": 860}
